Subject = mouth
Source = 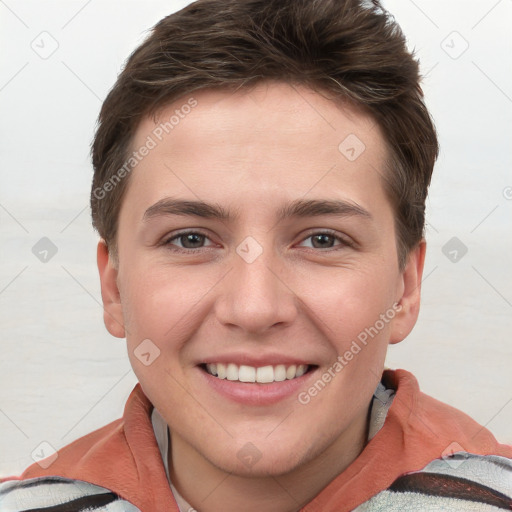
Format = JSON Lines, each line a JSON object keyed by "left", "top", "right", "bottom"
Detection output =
{"left": 200, "top": 362, "right": 316, "bottom": 383}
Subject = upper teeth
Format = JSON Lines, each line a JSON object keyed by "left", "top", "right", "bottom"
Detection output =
{"left": 205, "top": 363, "right": 308, "bottom": 383}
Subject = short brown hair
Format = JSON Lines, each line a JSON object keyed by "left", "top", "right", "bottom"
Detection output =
{"left": 91, "top": 0, "right": 438, "bottom": 268}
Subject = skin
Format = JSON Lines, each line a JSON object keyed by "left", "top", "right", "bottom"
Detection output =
{"left": 97, "top": 81, "right": 425, "bottom": 511}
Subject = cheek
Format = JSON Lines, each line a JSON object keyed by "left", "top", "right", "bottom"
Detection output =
{"left": 303, "top": 265, "right": 399, "bottom": 344}
{"left": 120, "top": 265, "right": 218, "bottom": 350}
{"left": 293, "top": 272, "right": 396, "bottom": 422}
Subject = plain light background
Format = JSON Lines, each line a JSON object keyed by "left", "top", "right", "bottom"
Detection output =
{"left": 0, "top": 0, "right": 511, "bottom": 477}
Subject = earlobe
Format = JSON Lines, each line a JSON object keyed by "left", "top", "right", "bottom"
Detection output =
{"left": 389, "top": 240, "right": 426, "bottom": 345}
{"left": 97, "top": 240, "right": 126, "bottom": 338}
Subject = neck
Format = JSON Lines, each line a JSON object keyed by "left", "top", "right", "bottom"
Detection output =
{"left": 168, "top": 404, "right": 370, "bottom": 512}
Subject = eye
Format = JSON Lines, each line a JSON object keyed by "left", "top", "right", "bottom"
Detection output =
{"left": 161, "top": 229, "right": 352, "bottom": 253}
{"left": 297, "top": 231, "right": 351, "bottom": 250}
{"left": 163, "top": 230, "right": 215, "bottom": 251}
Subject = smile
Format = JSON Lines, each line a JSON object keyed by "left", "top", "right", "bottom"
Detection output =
{"left": 203, "top": 363, "right": 310, "bottom": 383}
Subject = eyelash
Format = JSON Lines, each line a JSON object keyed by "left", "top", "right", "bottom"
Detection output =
{"left": 161, "top": 229, "right": 353, "bottom": 254}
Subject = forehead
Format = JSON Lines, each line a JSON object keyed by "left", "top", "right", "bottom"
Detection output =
{"left": 123, "top": 81, "right": 391, "bottom": 220}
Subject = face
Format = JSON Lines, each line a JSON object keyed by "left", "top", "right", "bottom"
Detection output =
{"left": 98, "top": 81, "right": 424, "bottom": 478}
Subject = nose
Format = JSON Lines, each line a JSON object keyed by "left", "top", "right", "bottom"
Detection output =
{"left": 214, "top": 239, "right": 298, "bottom": 335}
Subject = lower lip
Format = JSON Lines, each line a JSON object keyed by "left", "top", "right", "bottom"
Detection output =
{"left": 198, "top": 366, "right": 317, "bottom": 406}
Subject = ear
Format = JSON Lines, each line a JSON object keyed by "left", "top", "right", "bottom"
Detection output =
{"left": 97, "top": 240, "right": 126, "bottom": 338}
{"left": 389, "top": 240, "right": 426, "bottom": 345}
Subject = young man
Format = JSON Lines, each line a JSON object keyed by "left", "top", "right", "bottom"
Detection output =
{"left": 1, "top": 0, "right": 511, "bottom": 510}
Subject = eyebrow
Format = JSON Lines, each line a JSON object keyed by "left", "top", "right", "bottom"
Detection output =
{"left": 142, "top": 197, "right": 372, "bottom": 223}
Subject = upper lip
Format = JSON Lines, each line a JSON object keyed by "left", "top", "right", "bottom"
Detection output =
{"left": 199, "top": 353, "right": 315, "bottom": 367}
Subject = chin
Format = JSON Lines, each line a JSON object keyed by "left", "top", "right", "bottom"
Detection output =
{"left": 200, "top": 434, "right": 314, "bottom": 478}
